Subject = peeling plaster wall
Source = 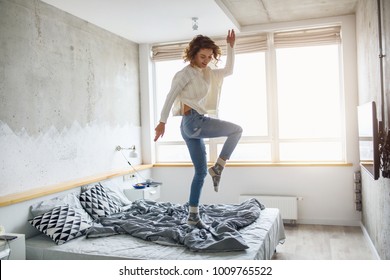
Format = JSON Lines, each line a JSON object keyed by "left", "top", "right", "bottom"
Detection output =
{"left": 356, "top": 0, "right": 390, "bottom": 259}
{"left": 0, "top": 0, "right": 141, "bottom": 196}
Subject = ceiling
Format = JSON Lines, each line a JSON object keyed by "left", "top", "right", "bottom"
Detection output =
{"left": 41, "top": 0, "right": 358, "bottom": 44}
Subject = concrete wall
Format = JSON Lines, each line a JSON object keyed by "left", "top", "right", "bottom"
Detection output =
{"left": 2, "top": 0, "right": 388, "bottom": 259}
{"left": 356, "top": 0, "right": 390, "bottom": 259}
{"left": 0, "top": 0, "right": 141, "bottom": 197}
{"left": 386, "top": 0, "right": 390, "bottom": 128}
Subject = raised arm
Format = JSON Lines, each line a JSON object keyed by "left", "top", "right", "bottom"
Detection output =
{"left": 219, "top": 29, "right": 235, "bottom": 77}
{"left": 227, "top": 29, "right": 235, "bottom": 48}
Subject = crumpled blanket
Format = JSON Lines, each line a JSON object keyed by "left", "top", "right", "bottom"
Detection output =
{"left": 86, "top": 198, "right": 265, "bottom": 252}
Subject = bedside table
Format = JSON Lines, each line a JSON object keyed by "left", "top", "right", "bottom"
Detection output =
{"left": 0, "top": 233, "right": 26, "bottom": 260}
{"left": 123, "top": 185, "right": 161, "bottom": 201}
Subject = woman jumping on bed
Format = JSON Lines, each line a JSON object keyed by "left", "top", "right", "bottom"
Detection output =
{"left": 154, "top": 29, "right": 242, "bottom": 229}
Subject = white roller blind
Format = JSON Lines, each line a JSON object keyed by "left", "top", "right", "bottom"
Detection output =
{"left": 152, "top": 34, "right": 267, "bottom": 61}
{"left": 274, "top": 26, "right": 341, "bottom": 48}
{"left": 151, "top": 26, "right": 341, "bottom": 60}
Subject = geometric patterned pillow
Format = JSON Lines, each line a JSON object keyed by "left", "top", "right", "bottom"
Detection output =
{"left": 79, "top": 183, "right": 122, "bottom": 220}
{"left": 28, "top": 205, "right": 92, "bottom": 245}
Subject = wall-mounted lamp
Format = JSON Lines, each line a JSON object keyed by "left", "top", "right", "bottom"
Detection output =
{"left": 115, "top": 145, "right": 138, "bottom": 158}
{"left": 192, "top": 17, "right": 198, "bottom": 31}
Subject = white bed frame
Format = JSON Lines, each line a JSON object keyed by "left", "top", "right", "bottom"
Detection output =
{"left": 25, "top": 207, "right": 285, "bottom": 260}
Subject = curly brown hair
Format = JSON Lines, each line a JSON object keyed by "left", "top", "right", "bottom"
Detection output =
{"left": 183, "top": 35, "right": 222, "bottom": 65}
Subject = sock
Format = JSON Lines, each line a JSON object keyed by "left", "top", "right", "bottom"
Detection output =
{"left": 208, "top": 157, "right": 227, "bottom": 191}
{"left": 188, "top": 206, "right": 200, "bottom": 223}
{"left": 187, "top": 206, "right": 209, "bottom": 229}
{"left": 189, "top": 206, "right": 199, "bottom": 215}
{"left": 214, "top": 157, "right": 226, "bottom": 174}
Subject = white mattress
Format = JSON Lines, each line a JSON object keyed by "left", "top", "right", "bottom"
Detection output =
{"left": 26, "top": 208, "right": 285, "bottom": 260}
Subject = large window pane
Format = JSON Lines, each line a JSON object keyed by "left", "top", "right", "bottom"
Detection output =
{"left": 276, "top": 45, "right": 342, "bottom": 139}
{"left": 279, "top": 142, "right": 343, "bottom": 161}
{"left": 156, "top": 144, "right": 208, "bottom": 162}
{"left": 219, "top": 52, "right": 268, "bottom": 137}
{"left": 153, "top": 33, "right": 345, "bottom": 163}
{"left": 218, "top": 143, "right": 271, "bottom": 161}
{"left": 155, "top": 59, "right": 185, "bottom": 142}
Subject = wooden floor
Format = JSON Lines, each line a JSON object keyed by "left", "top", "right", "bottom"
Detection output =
{"left": 272, "top": 224, "right": 376, "bottom": 260}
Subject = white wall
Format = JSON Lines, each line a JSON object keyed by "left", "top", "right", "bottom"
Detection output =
{"left": 153, "top": 165, "right": 360, "bottom": 225}
{"left": 142, "top": 15, "right": 361, "bottom": 226}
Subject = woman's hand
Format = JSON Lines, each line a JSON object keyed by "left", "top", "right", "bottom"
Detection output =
{"left": 154, "top": 122, "right": 166, "bottom": 142}
{"left": 226, "top": 29, "right": 235, "bottom": 48}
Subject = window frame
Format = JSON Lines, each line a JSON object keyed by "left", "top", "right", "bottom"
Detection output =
{"left": 152, "top": 27, "right": 347, "bottom": 164}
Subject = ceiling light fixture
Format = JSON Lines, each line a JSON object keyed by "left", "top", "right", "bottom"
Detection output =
{"left": 192, "top": 17, "right": 198, "bottom": 31}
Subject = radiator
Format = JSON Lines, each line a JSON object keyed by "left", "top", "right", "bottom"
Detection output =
{"left": 239, "top": 195, "right": 298, "bottom": 221}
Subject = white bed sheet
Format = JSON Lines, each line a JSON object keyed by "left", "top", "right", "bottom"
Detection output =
{"left": 26, "top": 208, "right": 285, "bottom": 260}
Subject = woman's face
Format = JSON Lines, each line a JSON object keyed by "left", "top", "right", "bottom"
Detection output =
{"left": 192, "top": 48, "right": 213, "bottom": 68}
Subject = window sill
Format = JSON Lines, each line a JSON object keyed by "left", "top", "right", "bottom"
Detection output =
{"left": 153, "top": 162, "right": 353, "bottom": 167}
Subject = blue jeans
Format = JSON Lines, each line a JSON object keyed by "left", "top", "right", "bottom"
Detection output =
{"left": 180, "top": 109, "right": 242, "bottom": 206}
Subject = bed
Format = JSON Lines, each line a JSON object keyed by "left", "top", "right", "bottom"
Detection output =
{"left": 25, "top": 183, "right": 286, "bottom": 260}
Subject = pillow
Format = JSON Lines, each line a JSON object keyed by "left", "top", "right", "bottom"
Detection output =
{"left": 30, "top": 192, "right": 94, "bottom": 224}
{"left": 29, "top": 205, "right": 91, "bottom": 245}
{"left": 79, "top": 183, "right": 122, "bottom": 220}
{"left": 81, "top": 181, "right": 131, "bottom": 206}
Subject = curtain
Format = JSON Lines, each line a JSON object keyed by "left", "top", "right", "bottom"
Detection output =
{"left": 151, "top": 25, "right": 341, "bottom": 61}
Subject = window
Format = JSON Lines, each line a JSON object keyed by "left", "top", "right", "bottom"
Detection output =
{"left": 275, "top": 45, "right": 344, "bottom": 161}
{"left": 217, "top": 51, "right": 270, "bottom": 161}
{"left": 153, "top": 26, "right": 345, "bottom": 163}
{"left": 154, "top": 59, "right": 192, "bottom": 162}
